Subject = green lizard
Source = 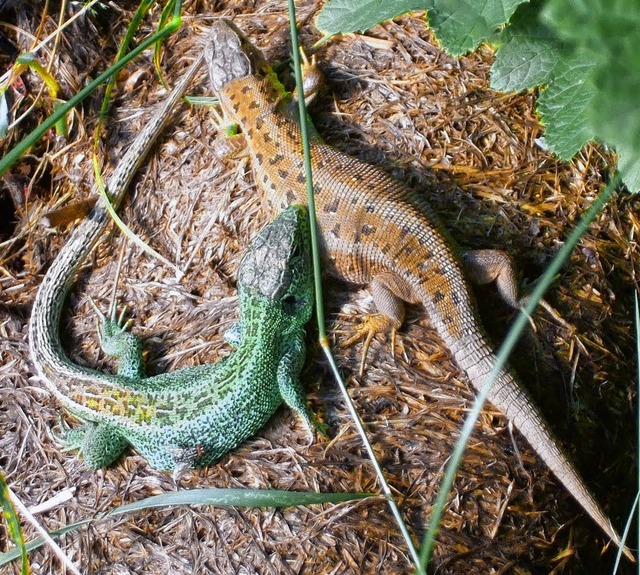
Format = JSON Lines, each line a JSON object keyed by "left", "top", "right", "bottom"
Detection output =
{"left": 28, "top": 57, "right": 320, "bottom": 473}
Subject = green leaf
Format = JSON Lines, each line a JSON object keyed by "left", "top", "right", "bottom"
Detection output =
{"left": 616, "top": 143, "right": 640, "bottom": 194}
{"left": 111, "top": 488, "right": 371, "bottom": 511}
{"left": 536, "top": 53, "right": 597, "bottom": 160}
{"left": 490, "top": 1, "right": 565, "bottom": 92}
{"left": 316, "top": 0, "right": 427, "bottom": 36}
{"left": 541, "top": 0, "right": 640, "bottom": 186}
{"left": 425, "top": 0, "right": 526, "bottom": 57}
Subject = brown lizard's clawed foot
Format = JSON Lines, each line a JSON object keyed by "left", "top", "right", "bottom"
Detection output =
{"left": 342, "top": 313, "right": 401, "bottom": 376}
{"left": 292, "top": 47, "right": 323, "bottom": 105}
{"left": 212, "top": 132, "right": 249, "bottom": 161}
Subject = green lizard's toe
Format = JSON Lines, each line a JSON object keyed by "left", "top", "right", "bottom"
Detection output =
{"left": 54, "top": 424, "right": 86, "bottom": 451}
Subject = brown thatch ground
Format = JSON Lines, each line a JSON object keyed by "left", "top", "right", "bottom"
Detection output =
{"left": 0, "top": 1, "right": 637, "bottom": 573}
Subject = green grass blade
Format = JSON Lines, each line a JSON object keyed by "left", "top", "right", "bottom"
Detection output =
{"left": 419, "top": 174, "right": 621, "bottom": 568}
{"left": 89, "top": 1, "right": 186, "bottom": 277}
{"left": 92, "top": 152, "right": 185, "bottom": 278}
{"left": 286, "top": 2, "right": 424, "bottom": 572}
{"left": 610, "top": 290, "right": 639, "bottom": 573}
{"left": 0, "top": 5, "right": 182, "bottom": 178}
{"left": 0, "top": 488, "right": 371, "bottom": 567}
{"left": 0, "top": 472, "right": 29, "bottom": 575}
{"left": 154, "top": 0, "right": 180, "bottom": 88}
{"left": 286, "top": 4, "right": 326, "bottom": 343}
{"left": 95, "top": 0, "right": 157, "bottom": 132}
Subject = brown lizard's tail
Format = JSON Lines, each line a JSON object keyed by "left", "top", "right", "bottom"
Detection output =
{"left": 449, "top": 332, "right": 634, "bottom": 561}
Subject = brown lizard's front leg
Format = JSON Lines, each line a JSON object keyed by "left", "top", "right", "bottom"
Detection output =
{"left": 342, "top": 271, "right": 418, "bottom": 374}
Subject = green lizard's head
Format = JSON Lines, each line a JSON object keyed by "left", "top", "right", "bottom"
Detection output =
{"left": 237, "top": 204, "right": 314, "bottom": 327}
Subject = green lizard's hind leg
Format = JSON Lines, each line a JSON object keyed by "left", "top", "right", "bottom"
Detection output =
{"left": 90, "top": 300, "right": 145, "bottom": 380}
{"left": 277, "top": 334, "right": 327, "bottom": 439}
{"left": 60, "top": 422, "right": 130, "bottom": 469}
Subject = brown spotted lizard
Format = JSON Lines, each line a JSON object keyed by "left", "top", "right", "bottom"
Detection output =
{"left": 204, "top": 19, "right": 632, "bottom": 560}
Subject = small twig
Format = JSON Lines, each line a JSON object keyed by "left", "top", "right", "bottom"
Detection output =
{"left": 8, "top": 484, "right": 81, "bottom": 575}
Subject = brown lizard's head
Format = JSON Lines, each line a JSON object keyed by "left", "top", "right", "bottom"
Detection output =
{"left": 205, "top": 19, "right": 270, "bottom": 93}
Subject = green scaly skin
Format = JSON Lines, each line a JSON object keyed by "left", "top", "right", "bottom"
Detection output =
{"left": 28, "top": 59, "right": 320, "bottom": 472}
{"left": 35, "top": 205, "right": 318, "bottom": 472}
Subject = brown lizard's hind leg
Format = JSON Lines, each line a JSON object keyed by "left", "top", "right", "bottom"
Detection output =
{"left": 342, "top": 272, "right": 416, "bottom": 374}
{"left": 461, "top": 249, "right": 522, "bottom": 307}
{"left": 461, "top": 249, "right": 572, "bottom": 331}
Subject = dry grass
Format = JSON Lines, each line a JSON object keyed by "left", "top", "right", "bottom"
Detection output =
{"left": 0, "top": 1, "right": 637, "bottom": 573}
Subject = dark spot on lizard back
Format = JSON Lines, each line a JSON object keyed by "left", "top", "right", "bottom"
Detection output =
{"left": 361, "top": 224, "right": 375, "bottom": 235}
{"left": 451, "top": 291, "right": 462, "bottom": 305}
{"left": 228, "top": 92, "right": 237, "bottom": 101}
{"left": 365, "top": 204, "right": 375, "bottom": 213}
{"left": 263, "top": 133, "right": 273, "bottom": 144}
{"left": 323, "top": 198, "right": 339, "bottom": 213}
{"left": 269, "top": 154, "right": 284, "bottom": 165}
{"left": 255, "top": 117, "right": 263, "bottom": 130}
{"left": 278, "top": 169, "right": 289, "bottom": 180}
{"left": 296, "top": 173, "right": 306, "bottom": 183}
{"left": 232, "top": 102, "right": 240, "bottom": 113}
{"left": 404, "top": 245, "right": 414, "bottom": 255}
{"left": 286, "top": 190, "right": 296, "bottom": 203}
{"left": 255, "top": 152, "right": 263, "bottom": 163}
{"left": 241, "top": 85, "right": 251, "bottom": 94}
{"left": 399, "top": 225, "right": 411, "bottom": 240}
{"left": 331, "top": 224, "right": 341, "bottom": 237}
{"left": 249, "top": 100, "right": 259, "bottom": 110}
{"left": 432, "top": 290, "right": 446, "bottom": 304}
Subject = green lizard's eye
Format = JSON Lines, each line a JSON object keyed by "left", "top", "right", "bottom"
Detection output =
{"left": 282, "top": 294, "right": 306, "bottom": 315}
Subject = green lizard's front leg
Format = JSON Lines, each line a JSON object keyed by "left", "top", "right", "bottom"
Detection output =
{"left": 277, "top": 333, "right": 326, "bottom": 438}
{"left": 223, "top": 321, "right": 243, "bottom": 349}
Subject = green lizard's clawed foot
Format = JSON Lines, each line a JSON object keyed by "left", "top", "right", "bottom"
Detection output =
{"left": 88, "top": 298, "right": 145, "bottom": 381}
{"left": 58, "top": 422, "right": 130, "bottom": 470}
